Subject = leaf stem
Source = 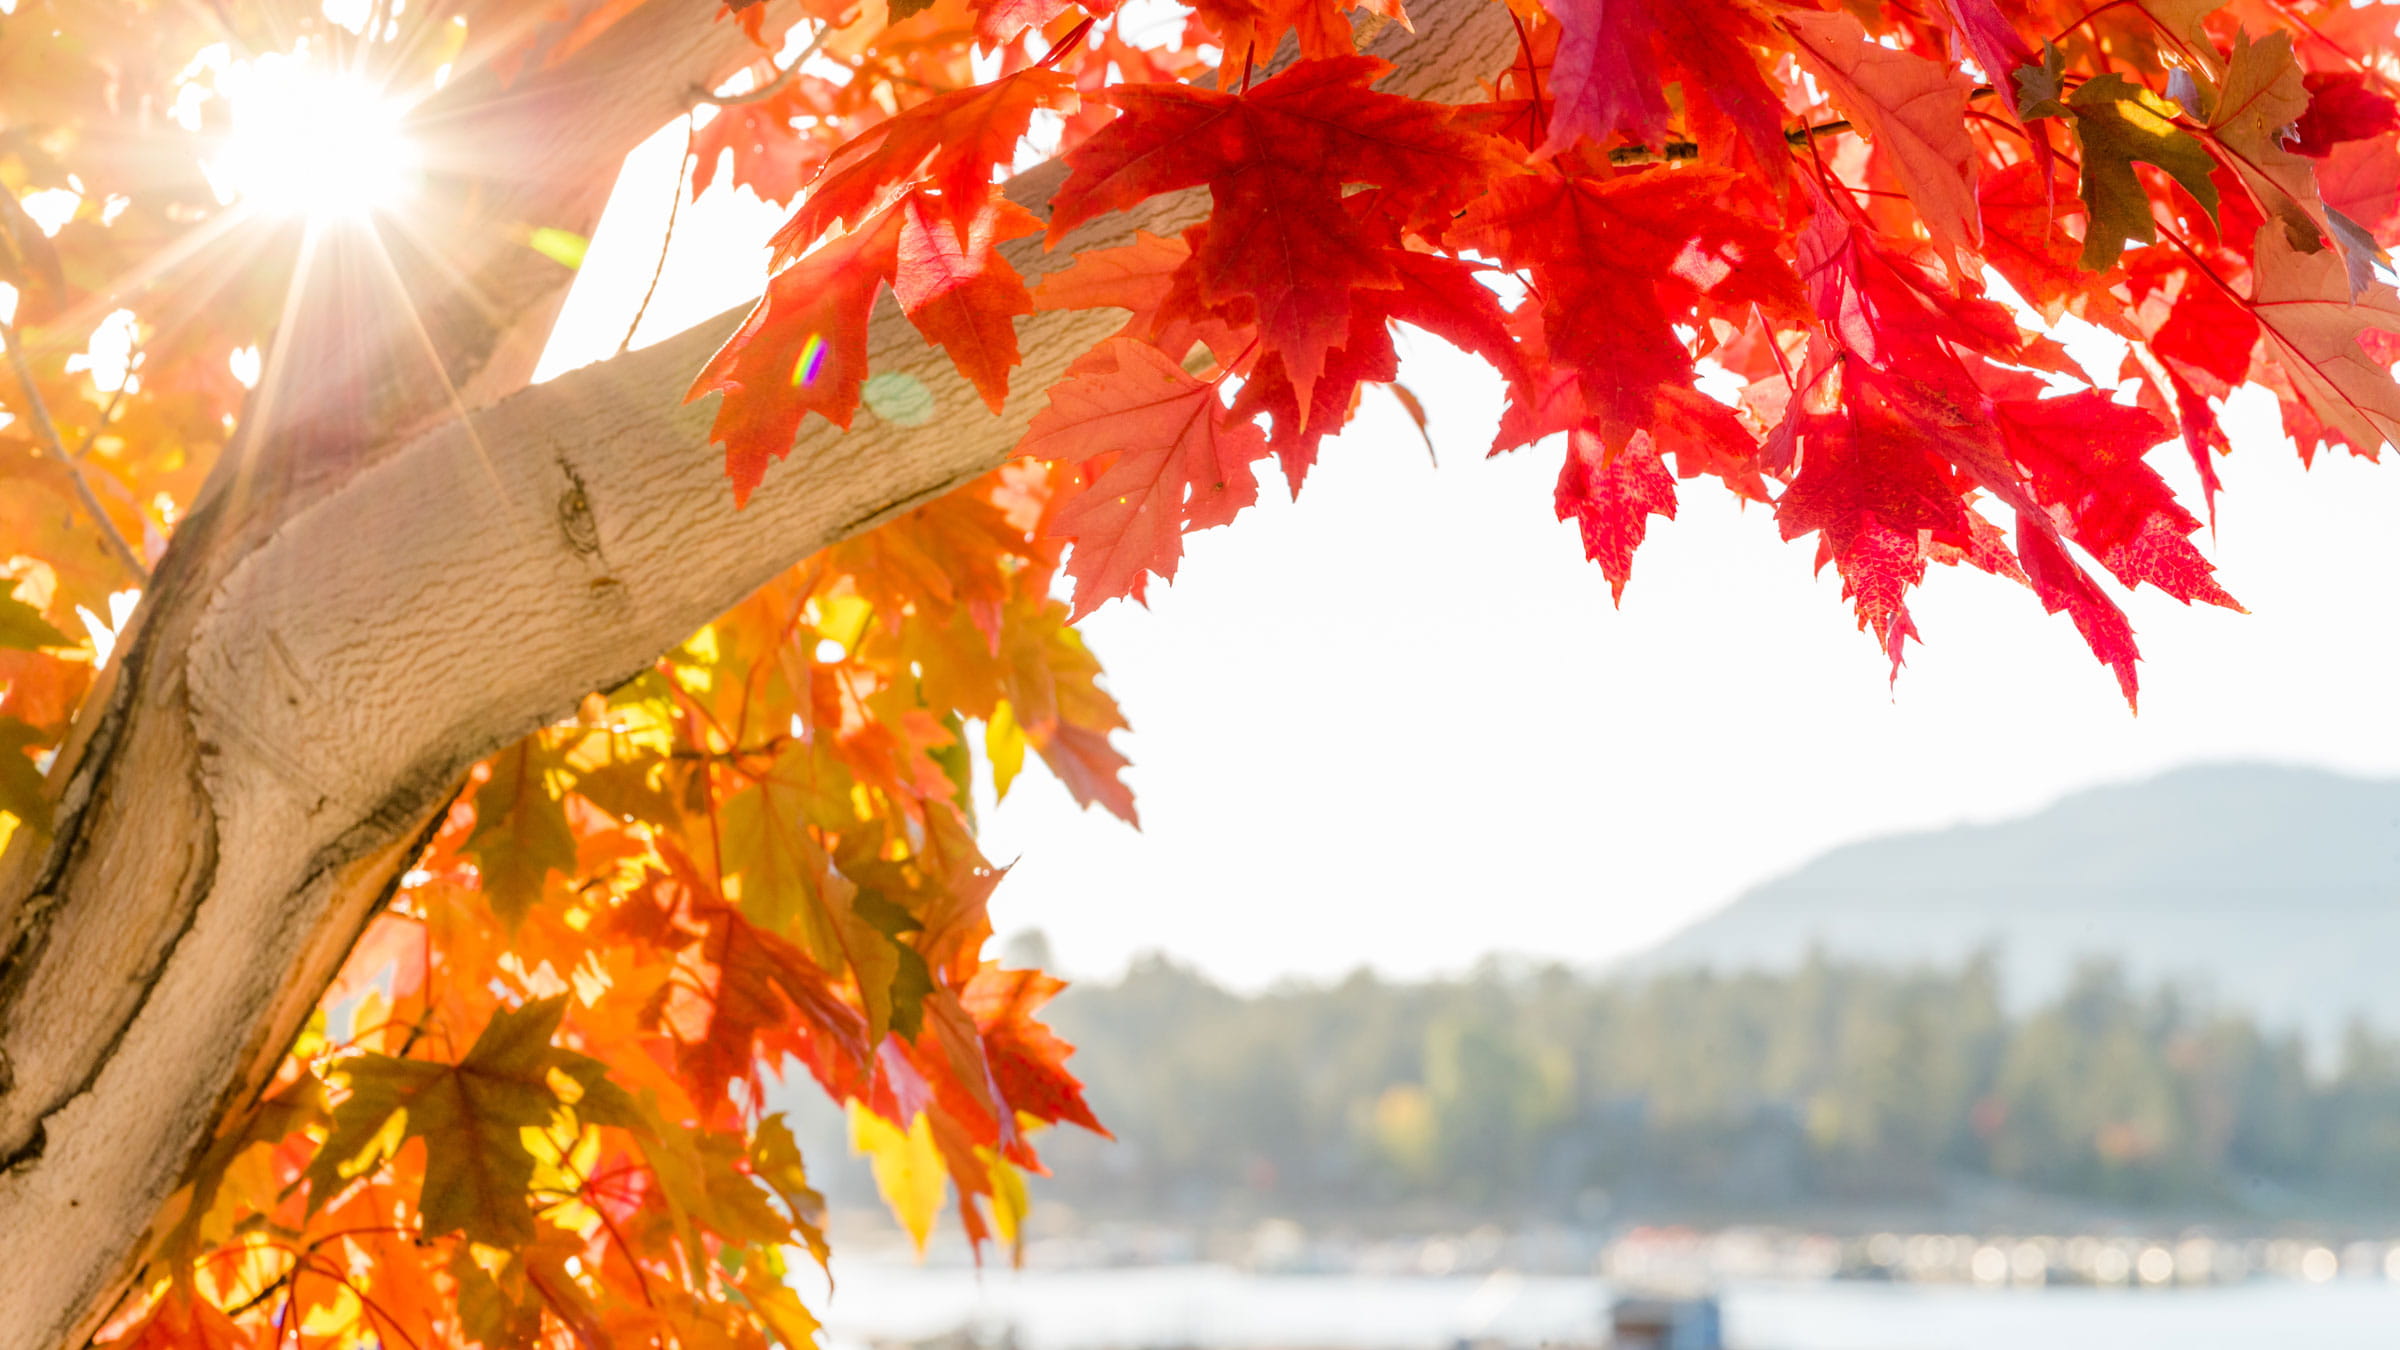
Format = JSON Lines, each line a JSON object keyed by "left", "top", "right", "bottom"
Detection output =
{"left": 0, "top": 321, "right": 148, "bottom": 582}
{"left": 1035, "top": 17, "right": 1097, "bottom": 70}
{"left": 583, "top": 1177, "right": 660, "bottom": 1307}
{"left": 1506, "top": 8, "right": 1547, "bottom": 147}
{"left": 71, "top": 367, "right": 131, "bottom": 463}
{"left": 619, "top": 116, "right": 696, "bottom": 358}
{"left": 2152, "top": 216, "right": 2250, "bottom": 305}
{"left": 2047, "top": 0, "right": 2142, "bottom": 49}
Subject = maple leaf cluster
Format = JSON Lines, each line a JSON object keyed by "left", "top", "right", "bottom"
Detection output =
{"left": 698, "top": 0, "right": 2400, "bottom": 709}
{"left": 6, "top": 5, "right": 1136, "bottom": 1347}
{"left": 90, "top": 463, "right": 1126, "bottom": 1350}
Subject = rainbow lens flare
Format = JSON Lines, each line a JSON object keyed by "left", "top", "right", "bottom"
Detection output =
{"left": 793, "top": 333, "right": 827, "bottom": 387}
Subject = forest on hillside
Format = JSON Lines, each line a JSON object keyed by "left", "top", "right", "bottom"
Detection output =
{"left": 955, "top": 954, "right": 2400, "bottom": 1225}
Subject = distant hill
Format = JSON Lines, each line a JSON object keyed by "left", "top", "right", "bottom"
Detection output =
{"left": 1634, "top": 763, "right": 2400, "bottom": 1044}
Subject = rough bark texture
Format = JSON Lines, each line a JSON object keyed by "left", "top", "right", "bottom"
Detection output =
{"left": 0, "top": 2, "right": 1514, "bottom": 1344}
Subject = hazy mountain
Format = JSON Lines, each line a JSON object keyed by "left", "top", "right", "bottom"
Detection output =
{"left": 1635, "top": 763, "right": 2400, "bottom": 1044}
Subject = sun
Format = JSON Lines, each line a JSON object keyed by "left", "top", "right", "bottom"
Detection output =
{"left": 210, "top": 52, "right": 421, "bottom": 223}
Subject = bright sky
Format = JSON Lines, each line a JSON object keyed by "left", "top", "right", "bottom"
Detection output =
{"left": 538, "top": 117, "right": 2400, "bottom": 990}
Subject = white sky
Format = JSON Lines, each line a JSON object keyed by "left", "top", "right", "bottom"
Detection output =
{"left": 538, "top": 119, "right": 2400, "bottom": 990}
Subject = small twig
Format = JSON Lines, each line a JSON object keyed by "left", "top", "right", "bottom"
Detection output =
{"left": 71, "top": 374, "right": 130, "bottom": 462}
{"left": 618, "top": 116, "right": 696, "bottom": 357}
{"left": 2048, "top": 0, "right": 2143, "bottom": 50}
{"left": 664, "top": 733, "right": 793, "bottom": 762}
{"left": 690, "top": 21, "right": 836, "bottom": 107}
{"left": 1608, "top": 89, "right": 1995, "bottom": 166}
{"left": 0, "top": 322, "right": 148, "bottom": 581}
{"left": 223, "top": 1270, "right": 295, "bottom": 1319}
{"left": 1612, "top": 119, "right": 1846, "bottom": 164}
{"left": 1609, "top": 140, "right": 1707, "bottom": 165}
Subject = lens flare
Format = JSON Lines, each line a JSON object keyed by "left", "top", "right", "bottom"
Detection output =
{"left": 794, "top": 333, "right": 828, "bottom": 387}
{"left": 210, "top": 51, "right": 420, "bottom": 221}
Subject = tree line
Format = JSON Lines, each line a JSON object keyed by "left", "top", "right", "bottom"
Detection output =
{"left": 998, "top": 952, "right": 2400, "bottom": 1222}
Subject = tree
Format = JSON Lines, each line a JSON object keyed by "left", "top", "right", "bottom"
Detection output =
{"left": 0, "top": 0, "right": 2394, "bottom": 1343}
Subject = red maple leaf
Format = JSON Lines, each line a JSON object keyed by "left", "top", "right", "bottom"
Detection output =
{"left": 1538, "top": 0, "right": 1785, "bottom": 167}
{"left": 1556, "top": 432, "right": 1678, "bottom": 604}
{"left": 1231, "top": 247, "right": 1525, "bottom": 489}
{"left": 1774, "top": 400, "right": 1975, "bottom": 676}
{"left": 2014, "top": 516, "right": 2141, "bottom": 707}
{"left": 963, "top": 966, "right": 1106, "bottom": 1136}
{"left": 1050, "top": 57, "right": 1507, "bottom": 407}
{"left": 1459, "top": 165, "right": 1801, "bottom": 449}
{"left": 973, "top": 0, "right": 1121, "bottom": 48}
{"left": 2295, "top": 71, "right": 2400, "bottom": 158}
{"left": 1979, "top": 160, "right": 2120, "bottom": 326}
{"left": 111, "top": 1297, "right": 255, "bottom": 1350}
{"left": 1017, "top": 338, "right": 1272, "bottom": 615}
{"left": 1993, "top": 390, "right": 2241, "bottom": 610}
{"left": 691, "top": 75, "right": 853, "bottom": 206}
{"left": 1032, "top": 226, "right": 1260, "bottom": 376}
{"left": 689, "top": 69, "right": 1089, "bottom": 498}
{"left": 1931, "top": 0, "right": 2037, "bottom": 123}
{"left": 776, "top": 69, "right": 1079, "bottom": 262}
{"left": 2136, "top": 255, "right": 2260, "bottom": 389}
{"left": 1794, "top": 188, "right": 2021, "bottom": 381}
{"left": 894, "top": 196, "right": 1044, "bottom": 412}
{"left": 690, "top": 203, "right": 905, "bottom": 503}
{"left": 639, "top": 854, "right": 870, "bottom": 1116}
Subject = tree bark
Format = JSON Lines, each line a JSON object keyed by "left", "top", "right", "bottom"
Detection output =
{"left": 0, "top": 1, "right": 1515, "bottom": 1343}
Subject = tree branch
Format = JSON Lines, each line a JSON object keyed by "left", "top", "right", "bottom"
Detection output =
{"left": 1608, "top": 87, "right": 1996, "bottom": 164}
{"left": 0, "top": 4, "right": 1516, "bottom": 1346}
{"left": 0, "top": 322, "right": 148, "bottom": 583}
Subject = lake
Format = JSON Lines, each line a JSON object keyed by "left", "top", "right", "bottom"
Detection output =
{"left": 805, "top": 1263, "right": 2400, "bottom": 1350}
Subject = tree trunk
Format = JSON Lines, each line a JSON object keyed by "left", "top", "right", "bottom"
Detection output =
{"left": 0, "top": 2, "right": 1513, "bottom": 1344}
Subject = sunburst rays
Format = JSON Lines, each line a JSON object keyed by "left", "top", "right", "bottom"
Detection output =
{"left": 57, "top": 1, "right": 632, "bottom": 551}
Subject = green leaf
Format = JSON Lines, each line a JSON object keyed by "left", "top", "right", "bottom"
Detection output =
{"left": 930, "top": 710, "right": 977, "bottom": 827}
{"left": 0, "top": 581, "right": 68, "bottom": 651}
{"left": 463, "top": 740, "right": 576, "bottom": 926}
{"left": 307, "top": 996, "right": 624, "bottom": 1247}
{"left": 449, "top": 1245, "right": 543, "bottom": 1350}
{"left": 566, "top": 750, "right": 675, "bottom": 823}
{"left": 721, "top": 744, "right": 841, "bottom": 935}
{"left": 642, "top": 1116, "right": 795, "bottom": 1253}
{"left": 0, "top": 719, "right": 52, "bottom": 834}
{"left": 752, "top": 1113, "right": 832, "bottom": 1266}
{"left": 2205, "top": 31, "right": 2322, "bottom": 257}
{"left": 2013, "top": 42, "right": 2068, "bottom": 119}
{"left": 159, "top": 1079, "right": 327, "bottom": 1268}
{"left": 2059, "top": 73, "right": 2222, "bottom": 270}
{"left": 853, "top": 889, "right": 936, "bottom": 1040}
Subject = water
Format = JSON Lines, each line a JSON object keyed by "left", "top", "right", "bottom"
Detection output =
{"left": 807, "top": 1264, "right": 2400, "bottom": 1350}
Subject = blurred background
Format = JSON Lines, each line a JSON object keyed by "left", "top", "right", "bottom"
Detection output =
{"left": 763, "top": 764, "right": 2400, "bottom": 1350}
